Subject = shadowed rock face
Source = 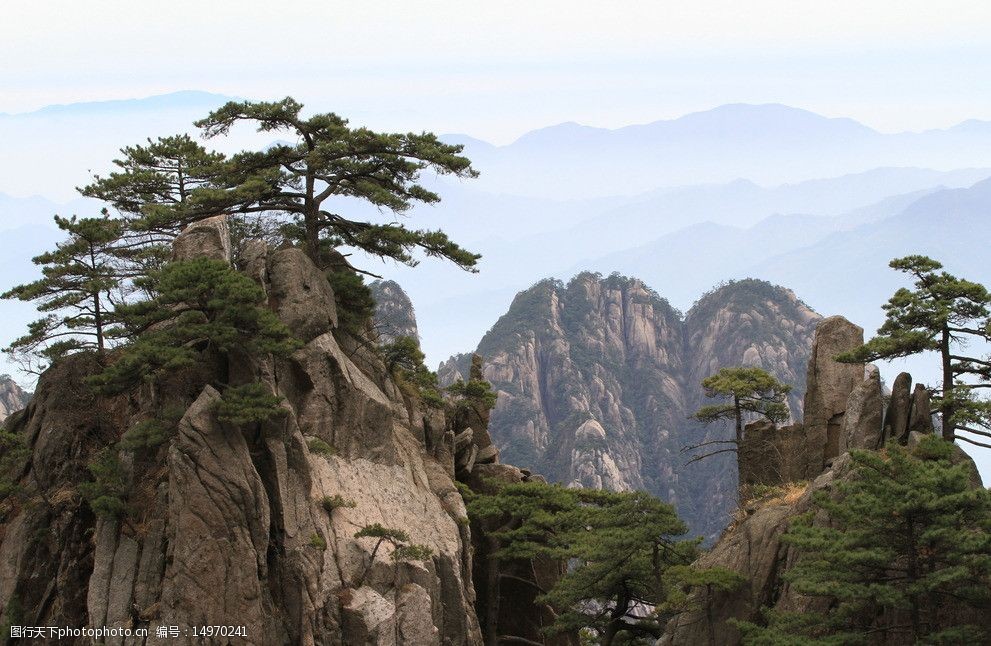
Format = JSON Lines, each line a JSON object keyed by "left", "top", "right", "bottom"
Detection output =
{"left": 370, "top": 280, "right": 420, "bottom": 345}
{"left": 0, "top": 376, "right": 30, "bottom": 422}
{"left": 441, "top": 274, "right": 820, "bottom": 539}
{"left": 0, "top": 218, "right": 485, "bottom": 645}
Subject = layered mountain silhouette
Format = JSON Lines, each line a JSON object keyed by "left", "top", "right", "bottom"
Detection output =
{"left": 444, "top": 104, "right": 991, "bottom": 198}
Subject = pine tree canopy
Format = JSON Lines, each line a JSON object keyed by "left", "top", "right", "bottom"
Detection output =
{"left": 78, "top": 134, "right": 228, "bottom": 256}
{"left": 736, "top": 436, "right": 991, "bottom": 644}
{"left": 838, "top": 255, "right": 991, "bottom": 445}
{"left": 2, "top": 213, "right": 128, "bottom": 369}
{"left": 192, "top": 97, "right": 481, "bottom": 270}
{"left": 468, "top": 481, "right": 741, "bottom": 645}
{"left": 690, "top": 367, "right": 792, "bottom": 461}
{"left": 91, "top": 258, "right": 300, "bottom": 394}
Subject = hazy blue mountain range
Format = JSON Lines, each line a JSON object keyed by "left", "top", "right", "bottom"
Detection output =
{"left": 443, "top": 103, "right": 991, "bottom": 198}
{"left": 2, "top": 94, "right": 991, "bottom": 404}
{"left": 0, "top": 91, "right": 239, "bottom": 201}
{"left": 376, "top": 171, "right": 990, "bottom": 369}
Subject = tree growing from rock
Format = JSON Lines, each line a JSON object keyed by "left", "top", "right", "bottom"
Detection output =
{"left": 193, "top": 97, "right": 481, "bottom": 271}
{"left": 91, "top": 258, "right": 299, "bottom": 421}
{"left": 837, "top": 255, "right": 991, "bottom": 447}
{"left": 736, "top": 436, "right": 991, "bottom": 644}
{"left": 687, "top": 367, "right": 791, "bottom": 464}
{"left": 353, "top": 523, "right": 433, "bottom": 587}
{"left": 2, "top": 214, "right": 130, "bottom": 370}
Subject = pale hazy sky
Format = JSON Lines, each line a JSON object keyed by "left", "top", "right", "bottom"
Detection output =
{"left": 4, "top": 0, "right": 991, "bottom": 142}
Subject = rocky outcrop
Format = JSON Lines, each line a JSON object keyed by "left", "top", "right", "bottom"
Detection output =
{"left": 660, "top": 430, "right": 986, "bottom": 645}
{"left": 444, "top": 275, "right": 820, "bottom": 539}
{"left": 0, "top": 218, "right": 485, "bottom": 645}
{"left": 737, "top": 322, "right": 889, "bottom": 489}
{"left": 0, "top": 375, "right": 30, "bottom": 422}
{"left": 170, "top": 214, "right": 231, "bottom": 263}
{"left": 267, "top": 247, "right": 339, "bottom": 341}
{"left": 885, "top": 372, "right": 913, "bottom": 443}
{"left": 370, "top": 280, "right": 420, "bottom": 345}
{"left": 839, "top": 365, "right": 884, "bottom": 453}
{"left": 660, "top": 360, "right": 977, "bottom": 645}
{"left": 658, "top": 457, "right": 851, "bottom": 646}
{"left": 908, "top": 383, "right": 934, "bottom": 435}
{"left": 802, "top": 315, "right": 864, "bottom": 469}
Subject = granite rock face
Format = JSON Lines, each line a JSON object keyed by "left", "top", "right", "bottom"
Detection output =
{"left": 170, "top": 214, "right": 231, "bottom": 263}
{"left": 0, "top": 218, "right": 484, "bottom": 645}
{"left": 802, "top": 315, "right": 864, "bottom": 469}
{"left": 658, "top": 457, "right": 853, "bottom": 646}
{"left": 737, "top": 421, "right": 809, "bottom": 487}
{"left": 266, "top": 247, "right": 339, "bottom": 341}
{"left": 885, "top": 372, "right": 914, "bottom": 444}
{"left": 839, "top": 365, "right": 885, "bottom": 453}
{"left": 442, "top": 275, "right": 820, "bottom": 539}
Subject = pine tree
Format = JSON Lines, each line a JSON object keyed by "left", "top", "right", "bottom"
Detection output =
{"left": 837, "top": 256, "right": 991, "bottom": 446}
{"left": 687, "top": 367, "right": 792, "bottom": 463}
{"left": 79, "top": 134, "right": 227, "bottom": 238}
{"left": 91, "top": 258, "right": 300, "bottom": 422}
{"left": 2, "top": 213, "right": 128, "bottom": 369}
{"left": 193, "top": 98, "right": 481, "bottom": 270}
{"left": 468, "top": 482, "right": 740, "bottom": 645}
{"left": 736, "top": 436, "right": 991, "bottom": 644}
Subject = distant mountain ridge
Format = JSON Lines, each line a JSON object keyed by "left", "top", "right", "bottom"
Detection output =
{"left": 0, "top": 91, "right": 238, "bottom": 118}
{"left": 0, "top": 376, "right": 30, "bottom": 422}
{"left": 440, "top": 273, "right": 821, "bottom": 538}
{"left": 441, "top": 103, "right": 991, "bottom": 198}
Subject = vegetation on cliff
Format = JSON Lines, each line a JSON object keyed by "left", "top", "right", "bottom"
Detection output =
{"left": 688, "top": 366, "right": 792, "bottom": 463}
{"left": 737, "top": 436, "right": 991, "bottom": 644}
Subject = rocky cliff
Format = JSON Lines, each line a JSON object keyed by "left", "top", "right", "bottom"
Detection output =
{"left": 440, "top": 273, "right": 820, "bottom": 539}
{"left": 370, "top": 280, "right": 420, "bottom": 345}
{"left": 659, "top": 315, "right": 987, "bottom": 645}
{"left": 0, "top": 375, "right": 30, "bottom": 423}
{"left": 0, "top": 218, "right": 500, "bottom": 645}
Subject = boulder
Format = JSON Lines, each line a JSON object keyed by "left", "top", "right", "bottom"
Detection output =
{"left": 884, "top": 372, "right": 913, "bottom": 443}
{"left": 840, "top": 365, "right": 884, "bottom": 452}
{"left": 240, "top": 239, "right": 269, "bottom": 290}
{"left": 171, "top": 215, "right": 231, "bottom": 263}
{"left": 908, "top": 384, "right": 934, "bottom": 434}
{"left": 267, "top": 247, "right": 338, "bottom": 342}
{"left": 475, "top": 444, "right": 499, "bottom": 464}
{"left": 803, "top": 316, "right": 864, "bottom": 467}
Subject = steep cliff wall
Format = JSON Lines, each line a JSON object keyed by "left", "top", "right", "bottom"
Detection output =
{"left": 441, "top": 274, "right": 820, "bottom": 539}
{"left": 659, "top": 317, "right": 986, "bottom": 645}
{"left": 0, "top": 219, "right": 484, "bottom": 645}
